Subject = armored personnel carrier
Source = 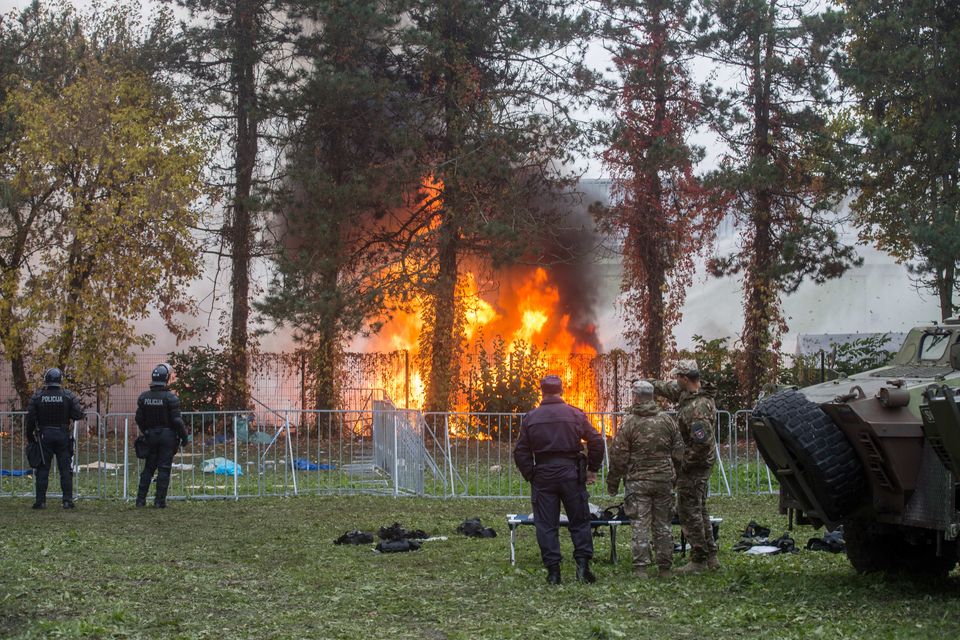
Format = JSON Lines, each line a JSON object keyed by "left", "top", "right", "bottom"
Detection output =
{"left": 752, "top": 321, "right": 960, "bottom": 576}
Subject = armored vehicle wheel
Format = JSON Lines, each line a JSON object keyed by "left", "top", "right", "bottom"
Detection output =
{"left": 754, "top": 389, "right": 865, "bottom": 521}
{"left": 845, "top": 520, "right": 958, "bottom": 577}
{"left": 843, "top": 520, "right": 899, "bottom": 573}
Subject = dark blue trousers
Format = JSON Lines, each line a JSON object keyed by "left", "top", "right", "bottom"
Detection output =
{"left": 137, "top": 428, "right": 178, "bottom": 504}
{"left": 531, "top": 464, "right": 594, "bottom": 567}
{"left": 35, "top": 427, "right": 72, "bottom": 503}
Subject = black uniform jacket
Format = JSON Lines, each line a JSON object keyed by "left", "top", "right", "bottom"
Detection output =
{"left": 25, "top": 386, "right": 84, "bottom": 437}
{"left": 513, "top": 396, "right": 604, "bottom": 482}
{"left": 135, "top": 386, "right": 188, "bottom": 441}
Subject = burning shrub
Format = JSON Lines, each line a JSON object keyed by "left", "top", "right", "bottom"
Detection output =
{"left": 464, "top": 337, "right": 546, "bottom": 439}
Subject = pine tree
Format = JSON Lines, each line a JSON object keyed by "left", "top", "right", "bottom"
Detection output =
{"left": 599, "top": 0, "right": 722, "bottom": 378}
{"left": 696, "top": 0, "right": 860, "bottom": 403}
{"left": 400, "top": 0, "right": 595, "bottom": 412}
{"left": 256, "top": 0, "right": 422, "bottom": 410}
{"left": 839, "top": 0, "right": 960, "bottom": 320}
{"left": 162, "top": 0, "right": 284, "bottom": 409}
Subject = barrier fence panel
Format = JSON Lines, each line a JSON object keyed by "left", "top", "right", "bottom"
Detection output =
{"left": 0, "top": 412, "right": 29, "bottom": 497}
{"left": 72, "top": 412, "right": 103, "bottom": 501}
{"left": 0, "top": 408, "right": 781, "bottom": 500}
{"left": 283, "top": 409, "right": 388, "bottom": 496}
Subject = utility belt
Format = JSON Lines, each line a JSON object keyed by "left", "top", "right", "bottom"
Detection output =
{"left": 39, "top": 425, "right": 69, "bottom": 433}
{"left": 145, "top": 426, "right": 172, "bottom": 433}
{"left": 535, "top": 454, "right": 579, "bottom": 467}
{"left": 537, "top": 453, "right": 589, "bottom": 483}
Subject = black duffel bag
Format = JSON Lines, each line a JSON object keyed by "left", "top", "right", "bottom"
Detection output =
{"left": 26, "top": 440, "right": 45, "bottom": 468}
{"left": 134, "top": 435, "right": 149, "bottom": 459}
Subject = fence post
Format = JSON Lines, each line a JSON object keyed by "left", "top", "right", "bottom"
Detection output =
{"left": 392, "top": 414, "right": 399, "bottom": 497}
{"left": 444, "top": 414, "right": 455, "bottom": 498}
{"left": 286, "top": 414, "right": 299, "bottom": 496}
{"left": 233, "top": 415, "right": 239, "bottom": 501}
{"left": 123, "top": 418, "right": 129, "bottom": 501}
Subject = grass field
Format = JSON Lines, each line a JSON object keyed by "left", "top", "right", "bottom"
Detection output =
{"left": 2, "top": 494, "right": 960, "bottom": 639}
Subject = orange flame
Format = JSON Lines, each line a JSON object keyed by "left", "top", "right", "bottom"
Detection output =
{"left": 365, "top": 176, "right": 601, "bottom": 429}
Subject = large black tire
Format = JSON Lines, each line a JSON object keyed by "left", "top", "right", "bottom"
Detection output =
{"left": 845, "top": 520, "right": 958, "bottom": 577}
{"left": 754, "top": 389, "right": 866, "bottom": 522}
{"left": 843, "top": 520, "right": 900, "bottom": 573}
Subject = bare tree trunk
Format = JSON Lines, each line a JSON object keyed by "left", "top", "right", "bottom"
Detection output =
{"left": 425, "top": 216, "right": 460, "bottom": 412}
{"left": 642, "top": 258, "right": 666, "bottom": 378}
{"left": 11, "top": 353, "right": 30, "bottom": 406}
{"left": 939, "top": 262, "right": 955, "bottom": 321}
{"left": 312, "top": 326, "right": 340, "bottom": 411}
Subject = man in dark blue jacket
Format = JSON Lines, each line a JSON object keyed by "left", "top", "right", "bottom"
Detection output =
{"left": 514, "top": 375, "right": 604, "bottom": 584}
{"left": 25, "top": 368, "right": 84, "bottom": 509}
{"left": 135, "top": 363, "right": 189, "bottom": 508}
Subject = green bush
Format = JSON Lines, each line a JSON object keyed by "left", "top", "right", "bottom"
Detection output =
{"left": 677, "top": 335, "right": 748, "bottom": 412}
{"left": 168, "top": 346, "right": 228, "bottom": 412}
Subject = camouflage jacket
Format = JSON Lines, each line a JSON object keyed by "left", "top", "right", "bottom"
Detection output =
{"left": 607, "top": 402, "right": 684, "bottom": 492}
{"left": 651, "top": 381, "right": 717, "bottom": 470}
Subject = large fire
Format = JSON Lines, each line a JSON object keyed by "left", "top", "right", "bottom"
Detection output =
{"left": 364, "top": 177, "right": 601, "bottom": 419}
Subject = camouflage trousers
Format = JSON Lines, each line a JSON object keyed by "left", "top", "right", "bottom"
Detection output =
{"left": 677, "top": 466, "right": 717, "bottom": 563}
{"left": 623, "top": 479, "right": 675, "bottom": 571}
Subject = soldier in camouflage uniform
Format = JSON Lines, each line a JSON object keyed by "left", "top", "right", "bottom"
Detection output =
{"left": 607, "top": 381, "right": 684, "bottom": 578}
{"left": 652, "top": 361, "right": 719, "bottom": 573}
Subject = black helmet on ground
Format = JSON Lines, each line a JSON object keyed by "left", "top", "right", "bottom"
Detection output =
{"left": 44, "top": 368, "right": 63, "bottom": 388}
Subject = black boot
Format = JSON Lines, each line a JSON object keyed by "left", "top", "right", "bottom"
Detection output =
{"left": 31, "top": 501, "right": 45, "bottom": 510}
{"left": 135, "top": 499, "right": 146, "bottom": 507}
{"left": 154, "top": 499, "right": 166, "bottom": 509}
{"left": 546, "top": 564, "right": 561, "bottom": 585}
{"left": 62, "top": 500, "right": 75, "bottom": 509}
{"left": 575, "top": 558, "right": 596, "bottom": 584}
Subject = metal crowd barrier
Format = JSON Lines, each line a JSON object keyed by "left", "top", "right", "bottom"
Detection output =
{"left": 0, "top": 408, "right": 778, "bottom": 500}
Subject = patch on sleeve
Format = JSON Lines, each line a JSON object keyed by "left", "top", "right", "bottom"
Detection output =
{"left": 691, "top": 420, "right": 710, "bottom": 444}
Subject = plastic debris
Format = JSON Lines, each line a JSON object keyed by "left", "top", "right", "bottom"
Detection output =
{"left": 201, "top": 457, "right": 243, "bottom": 476}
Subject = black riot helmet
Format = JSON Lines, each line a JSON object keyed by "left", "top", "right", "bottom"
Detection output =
{"left": 151, "top": 363, "right": 172, "bottom": 387}
{"left": 44, "top": 367, "right": 64, "bottom": 388}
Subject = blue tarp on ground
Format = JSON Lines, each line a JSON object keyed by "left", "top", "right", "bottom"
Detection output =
{"left": 1, "top": 469, "right": 32, "bottom": 477}
{"left": 202, "top": 457, "right": 243, "bottom": 476}
{"left": 293, "top": 459, "right": 336, "bottom": 471}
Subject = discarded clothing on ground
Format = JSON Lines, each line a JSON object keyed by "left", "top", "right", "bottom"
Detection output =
{"left": 235, "top": 418, "right": 274, "bottom": 445}
{"left": 293, "top": 459, "right": 336, "bottom": 471}
{"left": 76, "top": 461, "right": 122, "bottom": 470}
{"left": 742, "top": 520, "right": 771, "bottom": 538}
{"left": 806, "top": 527, "right": 845, "bottom": 553}
{"left": 0, "top": 469, "right": 31, "bottom": 477}
{"left": 734, "top": 530, "right": 798, "bottom": 555}
{"left": 378, "top": 522, "right": 429, "bottom": 542}
{"left": 334, "top": 530, "right": 374, "bottom": 545}
{"left": 457, "top": 518, "right": 497, "bottom": 538}
{"left": 201, "top": 457, "right": 243, "bottom": 476}
{"left": 375, "top": 539, "right": 421, "bottom": 553}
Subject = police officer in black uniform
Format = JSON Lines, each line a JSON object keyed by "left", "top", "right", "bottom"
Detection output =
{"left": 514, "top": 375, "right": 604, "bottom": 584}
{"left": 26, "top": 368, "right": 84, "bottom": 509}
{"left": 135, "top": 363, "right": 189, "bottom": 508}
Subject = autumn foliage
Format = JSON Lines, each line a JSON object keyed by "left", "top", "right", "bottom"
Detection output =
{"left": 601, "top": 0, "right": 722, "bottom": 379}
